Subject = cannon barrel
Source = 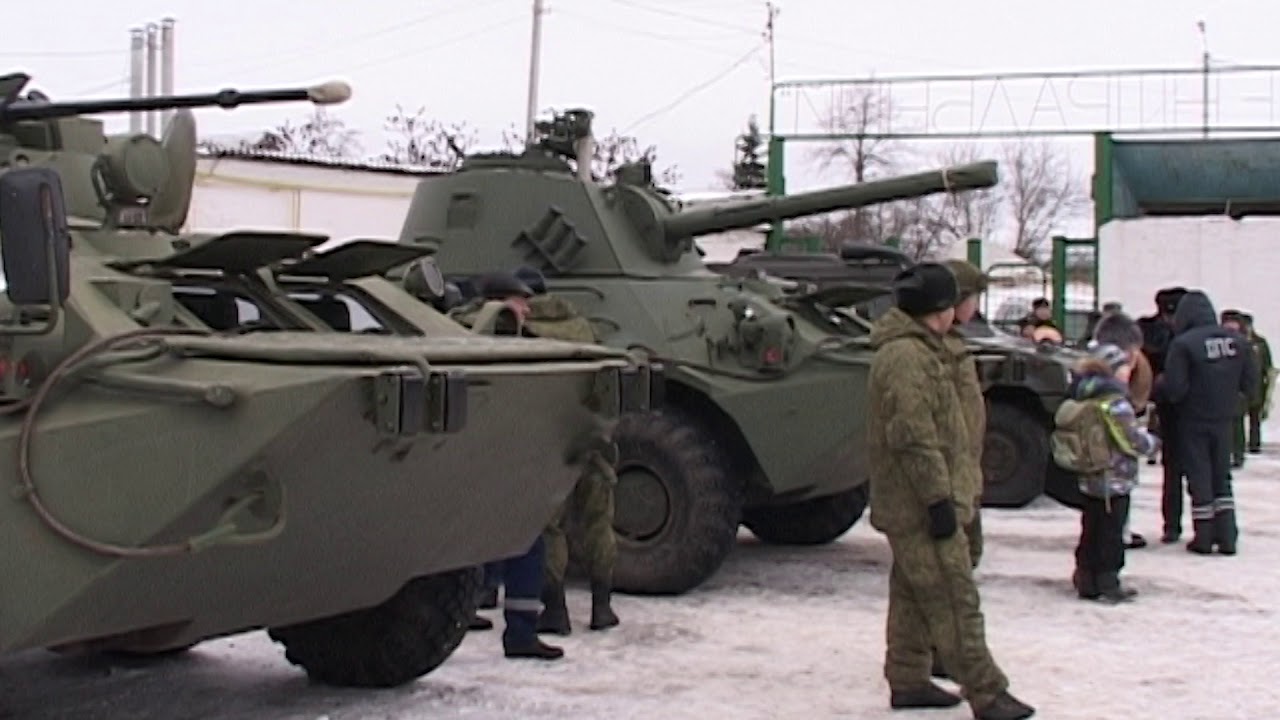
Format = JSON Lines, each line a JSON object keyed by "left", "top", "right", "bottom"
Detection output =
{"left": 0, "top": 73, "right": 351, "bottom": 124}
{"left": 663, "top": 160, "right": 998, "bottom": 241}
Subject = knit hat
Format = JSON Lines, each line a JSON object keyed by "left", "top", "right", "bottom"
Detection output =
{"left": 1156, "top": 286, "right": 1188, "bottom": 314}
{"left": 474, "top": 271, "right": 534, "bottom": 300}
{"left": 892, "top": 263, "right": 959, "bottom": 317}
{"left": 1085, "top": 341, "right": 1130, "bottom": 373}
{"left": 943, "top": 259, "right": 988, "bottom": 299}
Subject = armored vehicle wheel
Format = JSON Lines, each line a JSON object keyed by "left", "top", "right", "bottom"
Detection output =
{"left": 741, "top": 484, "right": 868, "bottom": 545}
{"left": 611, "top": 408, "right": 744, "bottom": 595}
{"left": 268, "top": 566, "right": 479, "bottom": 688}
{"left": 981, "top": 402, "right": 1048, "bottom": 508}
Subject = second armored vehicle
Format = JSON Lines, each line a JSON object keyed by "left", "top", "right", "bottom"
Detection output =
{"left": 397, "top": 109, "right": 1000, "bottom": 594}
{"left": 714, "top": 242, "right": 1084, "bottom": 507}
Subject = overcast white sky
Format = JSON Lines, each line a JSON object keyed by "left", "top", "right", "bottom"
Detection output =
{"left": 6, "top": 0, "right": 1279, "bottom": 206}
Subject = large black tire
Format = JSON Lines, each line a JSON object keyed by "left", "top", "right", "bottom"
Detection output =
{"left": 981, "top": 401, "right": 1049, "bottom": 508}
{"left": 611, "top": 408, "right": 745, "bottom": 596}
{"left": 268, "top": 567, "right": 479, "bottom": 688}
{"left": 741, "top": 484, "right": 868, "bottom": 545}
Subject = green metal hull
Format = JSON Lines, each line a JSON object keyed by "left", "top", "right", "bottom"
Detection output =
{"left": 0, "top": 341, "right": 619, "bottom": 654}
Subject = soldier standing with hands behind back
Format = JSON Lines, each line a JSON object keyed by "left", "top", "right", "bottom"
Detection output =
{"left": 867, "top": 262, "right": 1034, "bottom": 720}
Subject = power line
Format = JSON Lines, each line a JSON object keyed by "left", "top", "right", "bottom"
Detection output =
{"left": 557, "top": 9, "right": 753, "bottom": 59}
{"left": 186, "top": 0, "right": 506, "bottom": 75}
{"left": 339, "top": 15, "right": 527, "bottom": 75}
{"left": 622, "top": 44, "right": 763, "bottom": 133}
{"left": 606, "top": 0, "right": 961, "bottom": 69}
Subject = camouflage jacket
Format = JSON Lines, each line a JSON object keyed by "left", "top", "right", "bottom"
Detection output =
{"left": 944, "top": 327, "right": 986, "bottom": 503}
{"left": 524, "top": 295, "right": 597, "bottom": 343}
{"left": 1249, "top": 332, "right": 1273, "bottom": 407}
{"left": 867, "top": 308, "right": 976, "bottom": 536}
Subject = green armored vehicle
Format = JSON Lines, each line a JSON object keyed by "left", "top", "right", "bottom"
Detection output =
{"left": 713, "top": 243, "right": 1084, "bottom": 507}
{"left": 0, "top": 74, "right": 642, "bottom": 687}
{"left": 397, "top": 109, "right": 999, "bottom": 595}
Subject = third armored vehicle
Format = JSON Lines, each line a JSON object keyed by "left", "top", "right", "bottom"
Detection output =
{"left": 714, "top": 242, "right": 1084, "bottom": 507}
{"left": 0, "top": 74, "right": 643, "bottom": 687}
{"left": 397, "top": 109, "right": 999, "bottom": 594}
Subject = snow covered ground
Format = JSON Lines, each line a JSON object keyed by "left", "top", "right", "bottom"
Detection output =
{"left": 5, "top": 451, "right": 1280, "bottom": 720}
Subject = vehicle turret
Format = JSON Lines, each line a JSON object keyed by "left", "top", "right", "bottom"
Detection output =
{"left": 0, "top": 72, "right": 350, "bottom": 232}
{"left": 401, "top": 108, "right": 997, "bottom": 273}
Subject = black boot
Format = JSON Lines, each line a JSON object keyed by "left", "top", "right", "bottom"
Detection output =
{"left": 504, "top": 611, "right": 564, "bottom": 661}
{"left": 468, "top": 613, "right": 493, "bottom": 631}
{"left": 1125, "top": 532, "right": 1148, "bottom": 550}
{"left": 589, "top": 580, "right": 620, "bottom": 631}
{"left": 889, "top": 682, "right": 962, "bottom": 709}
{"left": 1185, "top": 519, "right": 1216, "bottom": 554}
{"left": 1214, "top": 509, "right": 1238, "bottom": 556}
{"left": 1094, "top": 572, "right": 1137, "bottom": 604}
{"left": 503, "top": 636, "right": 565, "bottom": 660}
{"left": 974, "top": 690, "right": 1036, "bottom": 720}
{"left": 536, "top": 582, "right": 572, "bottom": 636}
{"left": 1072, "top": 567, "right": 1099, "bottom": 600}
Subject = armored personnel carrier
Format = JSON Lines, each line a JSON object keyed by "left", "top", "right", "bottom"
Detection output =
{"left": 397, "top": 109, "right": 999, "bottom": 595}
{"left": 714, "top": 242, "right": 1084, "bottom": 508}
{"left": 0, "top": 74, "right": 643, "bottom": 687}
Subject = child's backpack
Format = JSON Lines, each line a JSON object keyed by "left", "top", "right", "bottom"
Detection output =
{"left": 1051, "top": 397, "right": 1125, "bottom": 474}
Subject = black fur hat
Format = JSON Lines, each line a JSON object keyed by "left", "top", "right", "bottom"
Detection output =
{"left": 893, "top": 263, "right": 959, "bottom": 317}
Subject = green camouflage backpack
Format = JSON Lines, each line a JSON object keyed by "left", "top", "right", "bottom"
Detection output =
{"left": 1051, "top": 398, "right": 1120, "bottom": 474}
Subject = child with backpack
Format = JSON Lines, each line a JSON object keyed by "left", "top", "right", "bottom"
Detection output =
{"left": 1052, "top": 342, "right": 1161, "bottom": 603}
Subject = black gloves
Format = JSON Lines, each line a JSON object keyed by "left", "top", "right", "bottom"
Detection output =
{"left": 927, "top": 500, "right": 957, "bottom": 540}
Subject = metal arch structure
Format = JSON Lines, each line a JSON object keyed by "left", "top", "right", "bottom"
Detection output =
{"left": 763, "top": 64, "right": 1280, "bottom": 326}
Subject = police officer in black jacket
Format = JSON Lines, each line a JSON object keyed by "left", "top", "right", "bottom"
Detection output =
{"left": 1138, "top": 287, "right": 1188, "bottom": 540}
{"left": 1155, "top": 290, "right": 1257, "bottom": 555}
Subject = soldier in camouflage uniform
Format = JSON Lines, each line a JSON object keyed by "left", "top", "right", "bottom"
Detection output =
{"left": 868, "top": 262, "right": 1034, "bottom": 720}
{"left": 503, "top": 267, "right": 622, "bottom": 635}
{"left": 944, "top": 259, "right": 990, "bottom": 569}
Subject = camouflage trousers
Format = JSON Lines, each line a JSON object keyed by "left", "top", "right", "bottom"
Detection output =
{"left": 884, "top": 530, "right": 1008, "bottom": 710}
{"left": 543, "top": 451, "right": 617, "bottom": 585}
{"left": 966, "top": 507, "right": 984, "bottom": 569}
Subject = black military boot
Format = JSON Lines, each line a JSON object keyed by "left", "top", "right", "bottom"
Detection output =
{"left": 503, "top": 636, "right": 565, "bottom": 660}
{"left": 536, "top": 582, "right": 572, "bottom": 636}
{"left": 1214, "top": 510, "right": 1238, "bottom": 556}
{"left": 1185, "top": 520, "right": 1216, "bottom": 555}
{"left": 1072, "top": 567, "right": 1100, "bottom": 600}
{"left": 889, "top": 682, "right": 962, "bottom": 709}
{"left": 589, "top": 580, "right": 620, "bottom": 631}
{"left": 974, "top": 690, "right": 1036, "bottom": 720}
{"left": 1094, "top": 572, "right": 1137, "bottom": 604}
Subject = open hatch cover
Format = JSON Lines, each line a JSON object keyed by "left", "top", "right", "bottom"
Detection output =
{"left": 274, "top": 240, "right": 431, "bottom": 281}
{"left": 115, "top": 231, "right": 329, "bottom": 273}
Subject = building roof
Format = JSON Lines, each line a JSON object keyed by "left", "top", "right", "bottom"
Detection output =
{"left": 196, "top": 147, "right": 450, "bottom": 177}
{"left": 1102, "top": 135, "right": 1280, "bottom": 220}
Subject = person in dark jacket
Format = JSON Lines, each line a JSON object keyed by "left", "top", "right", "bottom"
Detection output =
{"left": 1220, "top": 310, "right": 1251, "bottom": 468}
{"left": 1138, "top": 287, "right": 1188, "bottom": 540}
{"left": 1156, "top": 290, "right": 1257, "bottom": 555}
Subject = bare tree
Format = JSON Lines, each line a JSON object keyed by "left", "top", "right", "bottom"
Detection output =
{"left": 811, "top": 86, "right": 899, "bottom": 182}
{"left": 206, "top": 108, "right": 362, "bottom": 158}
{"left": 1000, "top": 140, "right": 1088, "bottom": 262}
{"left": 809, "top": 86, "right": 902, "bottom": 242}
{"left": 380, "top": 105, "right": 478, "bottom": 170}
